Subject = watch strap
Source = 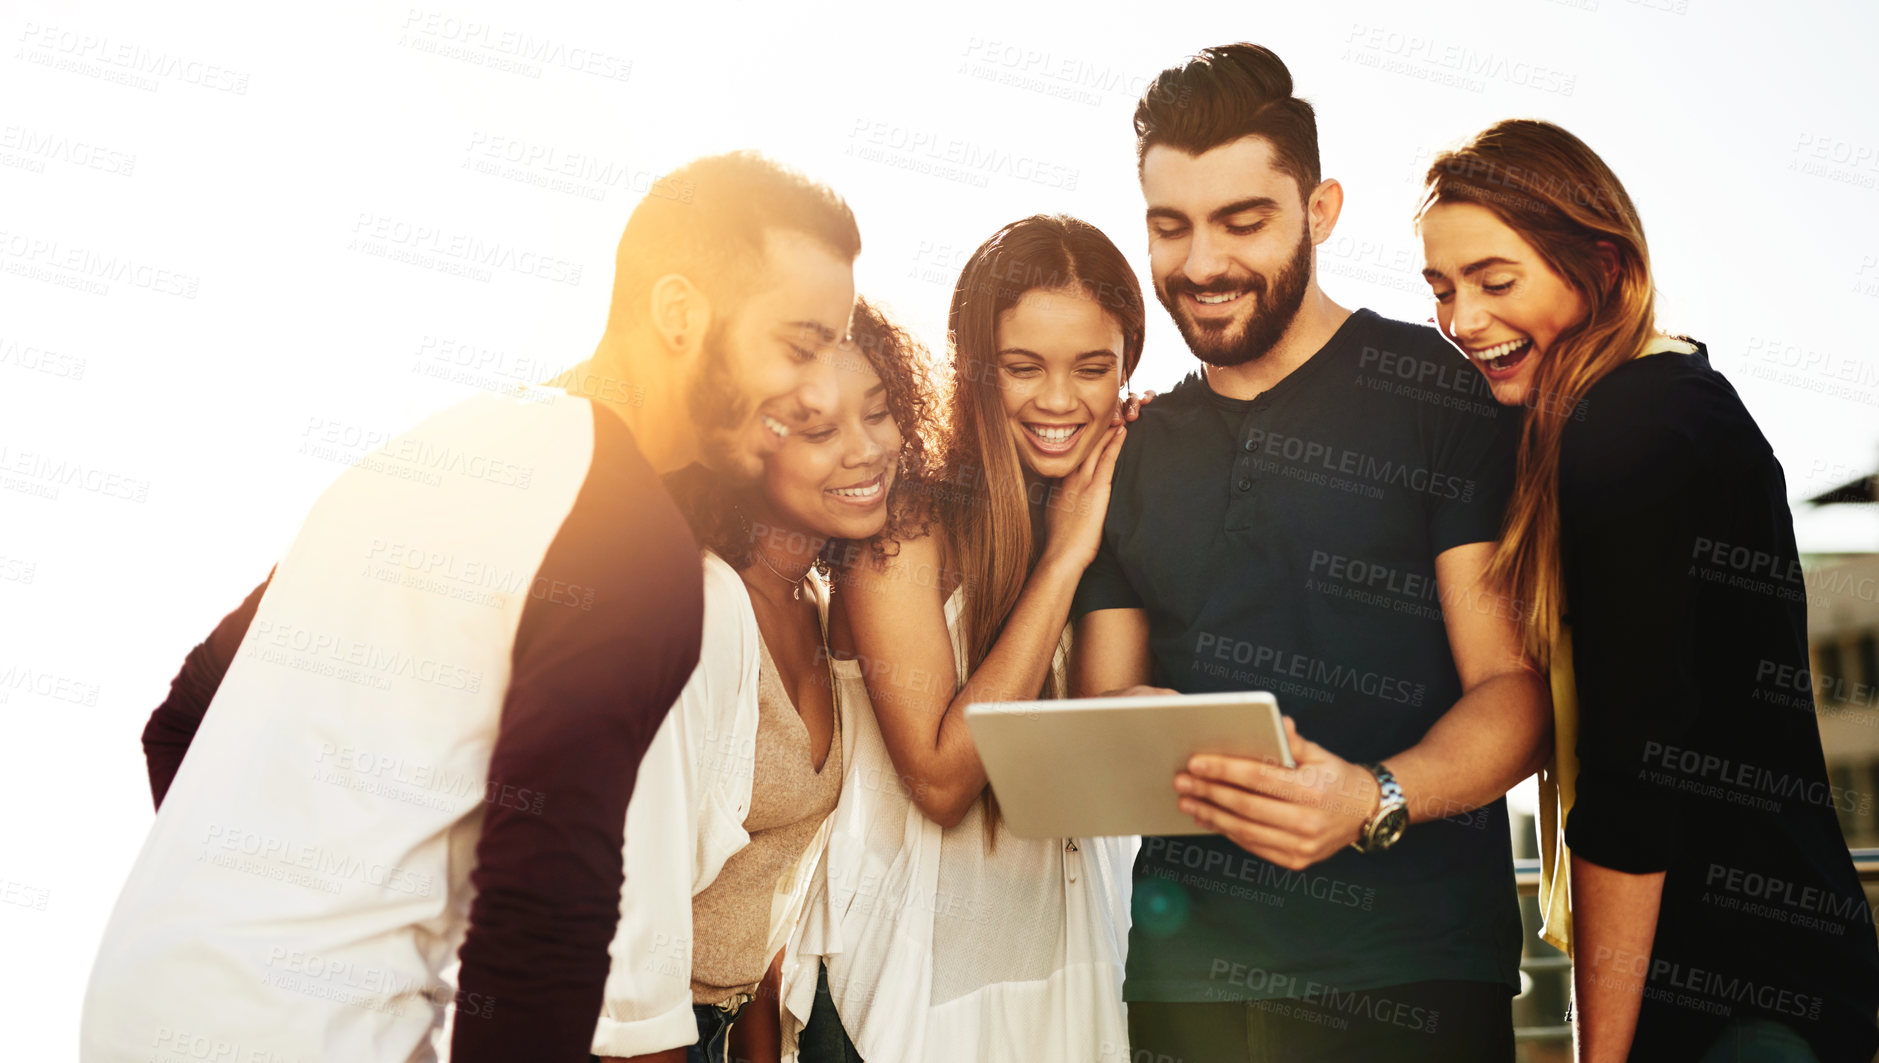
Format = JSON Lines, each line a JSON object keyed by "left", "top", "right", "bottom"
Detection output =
{"left": 1354, "top": 762, "right": 1407, "bottom": 852}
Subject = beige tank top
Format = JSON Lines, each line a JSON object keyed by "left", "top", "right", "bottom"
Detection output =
{"left": 689, "top": 635, "right": 842, "bottom": 1004}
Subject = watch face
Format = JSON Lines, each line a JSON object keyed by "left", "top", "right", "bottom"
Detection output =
{"left": 1373, "top": 806, "right": 1409, "bottom": 850}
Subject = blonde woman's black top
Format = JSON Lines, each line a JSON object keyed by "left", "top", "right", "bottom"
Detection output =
{"left": 1559, "top": 343, "right": 1879, "bottom": 1062}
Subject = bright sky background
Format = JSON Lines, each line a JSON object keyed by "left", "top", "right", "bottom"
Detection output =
{"left": 4, "top": 0, "right": 1877, "bottom": 1055}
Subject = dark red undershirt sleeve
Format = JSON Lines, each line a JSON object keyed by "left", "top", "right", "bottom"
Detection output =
{"left": 450, "top": 408, "right": 702, "bottom": 1063}
{"left": 142, "top": 571, "right": 272, "bottom": 809}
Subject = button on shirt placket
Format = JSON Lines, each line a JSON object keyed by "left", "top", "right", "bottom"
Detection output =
{"left": 1229, "top": 401, "right": 1267, "bottom": 530}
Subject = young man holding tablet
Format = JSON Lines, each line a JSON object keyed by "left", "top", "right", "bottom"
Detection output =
{"left": 1070, "top": 44, "right": 1550, "bottom": 1061}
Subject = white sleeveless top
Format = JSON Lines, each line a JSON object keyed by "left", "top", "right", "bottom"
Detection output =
{"left": 784, "top": 589, "right": 1136, "bottom": 1063}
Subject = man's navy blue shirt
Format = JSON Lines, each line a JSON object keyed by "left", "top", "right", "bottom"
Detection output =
{"left": 1074, "top": 308, "right": 1525, "bottom": 1002}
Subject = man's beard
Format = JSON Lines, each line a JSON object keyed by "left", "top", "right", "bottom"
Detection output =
{"left": 1156, "top": 228, "right": 1313, "bottom": 368}
{"left": 686, "top": 321, "right": 762, "bottom": 481}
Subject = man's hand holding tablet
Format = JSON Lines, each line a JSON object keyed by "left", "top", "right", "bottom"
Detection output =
{"left": 1173, "top": 714, "right": 1388, "bottom": 871}
{"left": 963, "top": 689, "right": 1298, "bottom": 839}
{"left": 1029, "top": 685, "right": 1396, "bottom": 869}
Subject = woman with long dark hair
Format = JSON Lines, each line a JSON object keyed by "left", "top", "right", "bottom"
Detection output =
{"left": 803, "top": 215, "right": 1148, "bottom": 1061}
{"left": 1417, "top": 119, "right": 1879, "bottom": 1063}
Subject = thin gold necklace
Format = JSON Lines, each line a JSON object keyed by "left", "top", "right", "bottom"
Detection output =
{"left": 751, "top": 547, "right": 821, "bottom": 600}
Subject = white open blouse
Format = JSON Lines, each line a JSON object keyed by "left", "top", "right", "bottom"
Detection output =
{"left": 783, "top": 588, "right": 1137, "bottom": 1063}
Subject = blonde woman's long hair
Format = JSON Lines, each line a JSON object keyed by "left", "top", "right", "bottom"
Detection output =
{"left": 1416, "top": 119, "right": 1659, "bottom": 669}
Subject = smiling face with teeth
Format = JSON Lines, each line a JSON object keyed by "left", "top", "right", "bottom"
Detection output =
{"left": 1419, "top": 201, "right": 1590, "bottom": 407}
{"left": 756, "top": 340, "right": 901, "bottom": 545}
{"left": 1142, "top": 136, "right": 1329, "bottom": 369}
{"left": 994, "top": 287, "right": 1127, "bottom": 480}
{"left": 686, "top": 230, "right": 856, "bottom": 481}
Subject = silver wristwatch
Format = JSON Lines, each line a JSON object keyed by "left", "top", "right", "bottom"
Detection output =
{"left": 1351, "top": 762, "right": 1408, "bottom": 853}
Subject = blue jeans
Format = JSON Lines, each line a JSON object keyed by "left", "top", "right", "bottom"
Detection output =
{"left": 1696, "top": 1017, "right": 1821, "bottom": 1063}
{"left": 686, "top": 997, "right": 749, "bottom": 1063}
{"left": 797, "top": 960, "right": 864, "bottom": 1062}
{"left": 589, "top": 998, "right": 750, "bottom": 1063}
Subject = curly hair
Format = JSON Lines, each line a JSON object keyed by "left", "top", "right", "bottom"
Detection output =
{"left": 663, "top": 295, "right": 942, "bottom": 573}
{"left": 845, "top": 297, "right": 942, "bottom": 565}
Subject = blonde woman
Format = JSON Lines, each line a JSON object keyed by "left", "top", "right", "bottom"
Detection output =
{"left": 1418, "top": 119, "right": 1879, "bottom": 1063}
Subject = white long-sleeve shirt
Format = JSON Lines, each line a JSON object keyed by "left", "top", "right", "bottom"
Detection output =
{"left": 86, "top": 391, "right": 703, "bottom": 1063}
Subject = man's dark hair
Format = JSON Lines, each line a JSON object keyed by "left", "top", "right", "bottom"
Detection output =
{"left": 1134, "top": 43, "right": 1321, "bottom": 202}
{"left": 607, "top": 150, "right": 861, "bottom": 332}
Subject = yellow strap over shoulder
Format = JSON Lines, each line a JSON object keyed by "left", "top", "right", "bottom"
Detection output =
{"left": 1537, "top": 624, "right": 1579, "bottom": 956}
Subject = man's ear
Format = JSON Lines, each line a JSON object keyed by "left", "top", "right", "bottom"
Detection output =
{"left": 647, "top": 274, "right": 711, "bottom": 356}
{"left": 1307, "top": 178, "right": 1344, "bottom": 246}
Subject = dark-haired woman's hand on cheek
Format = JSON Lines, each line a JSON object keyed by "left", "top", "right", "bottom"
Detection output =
{"left": 1040, "top": 423, "right": 1127, "bottom": 575}
{"left": 1110, "top": 390, "right": 1157, "bottom": 426}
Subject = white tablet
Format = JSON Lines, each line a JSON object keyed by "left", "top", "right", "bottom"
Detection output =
{"left": 963, "top": 691, "right": 1292, "bottom": 839}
